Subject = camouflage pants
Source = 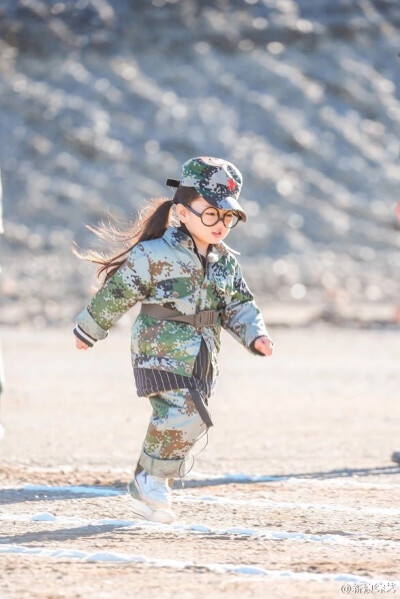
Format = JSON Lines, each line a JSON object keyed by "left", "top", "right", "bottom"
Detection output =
{"left": 139, "top": 389, "right": 207, "bottom": 477}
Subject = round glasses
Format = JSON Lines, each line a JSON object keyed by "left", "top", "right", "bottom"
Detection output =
{"left": 185, "top": 204, "right": 240, "bottom": 229}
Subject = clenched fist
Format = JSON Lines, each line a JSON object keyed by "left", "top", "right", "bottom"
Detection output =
{"left": 75, "top": 337, "right": 89, "bottom": 351}
{"left": 253, "top": 336, "right": 273, "bottom": 356}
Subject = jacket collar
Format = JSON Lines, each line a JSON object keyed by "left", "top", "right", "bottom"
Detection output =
{"left": 163, "top": 226, "right": 240, "bottom": 261}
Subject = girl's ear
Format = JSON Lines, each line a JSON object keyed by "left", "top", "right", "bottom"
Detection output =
{"left": 176, "top": 204, "right": 187, "bottom": 223}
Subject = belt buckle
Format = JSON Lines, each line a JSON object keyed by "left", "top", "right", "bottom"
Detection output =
{"left": 194, "top": 310, "right": 216, "bottom": 328}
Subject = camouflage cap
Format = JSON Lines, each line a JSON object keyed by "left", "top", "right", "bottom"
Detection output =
{"left": 167, "top": 156, "right": 247, "bottom": 222}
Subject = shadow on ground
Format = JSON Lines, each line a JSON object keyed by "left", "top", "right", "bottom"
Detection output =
{"left": 176, "top": 465, "right": 400, "bottom": 489}
{"left": 0, "top": 522, "right": 140, "bottom": 546}
{"left": 1, "top": 465, "right": 400, "bottom": 505}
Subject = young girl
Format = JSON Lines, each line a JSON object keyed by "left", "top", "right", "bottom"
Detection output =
{"left": 74, "top": 156, "right": 273, "bottom": 522}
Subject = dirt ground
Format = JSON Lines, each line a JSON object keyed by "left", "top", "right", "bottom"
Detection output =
{"left": 0, "top": 324, "right": 399, "bottom": 598}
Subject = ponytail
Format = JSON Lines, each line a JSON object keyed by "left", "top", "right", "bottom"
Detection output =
{"left": 73, "top": 186, "right": 200, "bottom": 284}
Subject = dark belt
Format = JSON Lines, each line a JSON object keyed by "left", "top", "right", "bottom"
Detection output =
{"left": 140, "top": 304, "right": 221, "bottom": 329}
{"left": 188, "top": 389, "right": 213, "bottom": 428}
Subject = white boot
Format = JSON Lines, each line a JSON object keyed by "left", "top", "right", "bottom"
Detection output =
{"left": 135, "top": 470, "right": 171, "bottom": 509}
{"left": 127, "top": 470, "right": 174, "bottom": 523}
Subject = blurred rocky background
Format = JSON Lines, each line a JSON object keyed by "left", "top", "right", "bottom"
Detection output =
{"left": 0, "top": 0, "right": 399, "bottom": 327}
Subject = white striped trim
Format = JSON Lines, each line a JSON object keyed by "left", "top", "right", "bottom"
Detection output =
{"left": 74, "top": 325, "right": 96, "bottom": 346}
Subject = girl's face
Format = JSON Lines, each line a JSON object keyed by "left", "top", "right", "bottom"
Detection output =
{"left": 177, "top": 197, "right": 234, "bottom": 253}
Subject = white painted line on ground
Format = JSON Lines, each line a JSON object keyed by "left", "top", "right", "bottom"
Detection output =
{"left": 21, "top": 484, "right": 121, "bottom": 496}
{"left": 0, "top": 512, "right": 134, "bottom": 527}
{"left": 4, "top": 463, "right": 400, "bottom": 487}
{"left": 0, "top": 511, "right": 399, "bottom": 549}
{"left": 176, "top": 494, "right": 400, "bottom": 516}
{"left": 0, "top": 543, "right": 398, "bottom": 585}
{"left": 1, "top": 483, "right": 399, "bottom": 517}
{"left": 185, "top": 472, "right": 400, "bottom": 490}
{"left": 2, "top": 473, "right": 400, "bottom": 497}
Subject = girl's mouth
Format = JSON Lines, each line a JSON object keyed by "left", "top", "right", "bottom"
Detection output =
{"left": 211, "top": 231, "right": 223, "bottom": 238}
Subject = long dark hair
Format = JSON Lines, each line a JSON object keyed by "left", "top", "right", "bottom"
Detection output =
{"left": 73, "top": 186, "right": 200, "bottom": 284}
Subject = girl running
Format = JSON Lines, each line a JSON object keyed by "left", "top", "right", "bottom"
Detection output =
{"left": 74, "top": 156, "right": 273, "bottom": 522}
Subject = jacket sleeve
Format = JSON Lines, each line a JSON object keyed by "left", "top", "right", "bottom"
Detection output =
{"left": 74, "top": 243, "right": 152, "bottom": 345}
{"left": 220, "top": 262, "right": 272, "bottom": 353}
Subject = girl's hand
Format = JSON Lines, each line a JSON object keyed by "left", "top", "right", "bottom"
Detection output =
{"left": 75, "top": 337, "right": 90, "bottom": 351}
{"left": 253, "top": 336, "right": 273, "bottom": 356}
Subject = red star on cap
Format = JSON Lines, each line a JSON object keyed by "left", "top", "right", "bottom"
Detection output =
{"left": 227, "top": 178, "right": 236, "bottom": 192}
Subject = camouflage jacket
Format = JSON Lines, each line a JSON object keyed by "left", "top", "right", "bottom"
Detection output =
{"left": 75, "top": 227, "right": 271, "bottom": 378}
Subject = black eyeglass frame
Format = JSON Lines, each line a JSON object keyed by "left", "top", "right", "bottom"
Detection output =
{"left": 184, "top": 204, "right": 240, "bottom": 229}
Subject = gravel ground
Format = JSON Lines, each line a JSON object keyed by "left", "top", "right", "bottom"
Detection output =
{"left": 0, "top": 325, "right": 399, "bottom": 598}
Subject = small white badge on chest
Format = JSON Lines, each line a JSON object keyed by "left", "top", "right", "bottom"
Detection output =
{"left": 207, "top": 251, "right": 219, "bottom": 264}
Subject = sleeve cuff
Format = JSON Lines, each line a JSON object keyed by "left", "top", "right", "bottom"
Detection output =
{"left": 75, "top": 307, "right": 108, "bottom": 341}
{"left": 73, "top": 325, "right": 96, "bottom": 347}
